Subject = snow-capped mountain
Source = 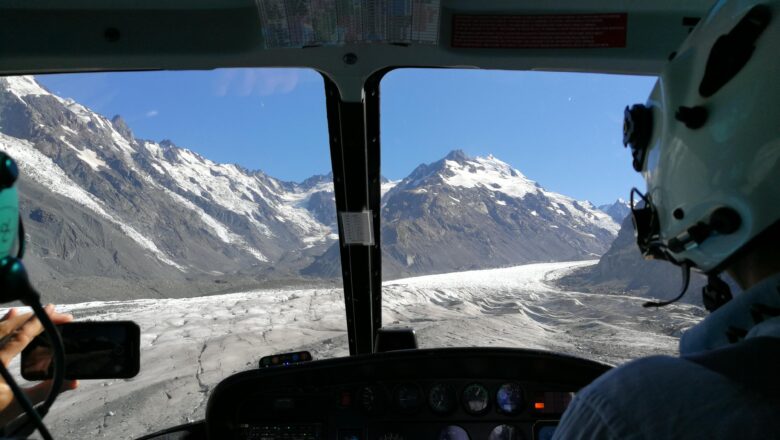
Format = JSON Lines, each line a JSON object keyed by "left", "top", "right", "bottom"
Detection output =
{"left": 0, "top": 76, "right": 337, "bottom": 290}
{"left": 374, "top": 150, "right": 619, "bottom": 277}
{"left": 306, "top": 150, "right": 620, "bottom": 278}
{"left": 0, "top": 76, "right": 620, "bottom": 296}
{"left": 598, "top": 198, "right": 631, "bottom": 223}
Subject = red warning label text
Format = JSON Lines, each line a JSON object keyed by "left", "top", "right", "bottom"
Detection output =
{"left": 452, "top": 13, "right": 628, "bottom": 49}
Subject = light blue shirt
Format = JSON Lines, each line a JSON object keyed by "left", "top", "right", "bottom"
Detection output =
{"left": 553, "top": 273, "right": 780, "bottom": 439}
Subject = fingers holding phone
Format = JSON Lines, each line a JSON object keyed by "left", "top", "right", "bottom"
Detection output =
{"left": 0, "top": 305, "right": 74, "bottom": 366}
{"left": 0, "top": 307, "right": 140, "bottom": 425}
{"left": 0, "top": 305, "right": 79, "bottom": 425}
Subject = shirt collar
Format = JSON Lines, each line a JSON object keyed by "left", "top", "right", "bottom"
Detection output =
{"left": 680, "top": 272, "right": 780, "bottom": 355}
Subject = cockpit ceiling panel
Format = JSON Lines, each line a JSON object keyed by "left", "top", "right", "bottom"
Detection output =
{"left": 0, "top": 0, "right": 716, "bottom": 90}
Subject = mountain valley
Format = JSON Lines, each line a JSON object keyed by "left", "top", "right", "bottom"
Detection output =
{"left": 0, "top": 75, "right": 624, "bottom": 302}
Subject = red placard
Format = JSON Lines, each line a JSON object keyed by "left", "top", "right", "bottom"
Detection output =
{"left": 452, "top": 13, "right": 628, "bottom": 49}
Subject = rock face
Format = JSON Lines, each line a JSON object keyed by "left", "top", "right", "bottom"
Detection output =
{"left": 598, "top": 198, "right": 631, "bottom": 223}
{"left": 0, "top": 76, "right": 622, "bottom": 299}
{"left": 0, "top": 76, "right": 336, "bottom": 299}
{"left": 556, "top": 216, "right": 741, "bottom": 306}
{"left": 377, "top": 150, "right": 618, "bottom": 278}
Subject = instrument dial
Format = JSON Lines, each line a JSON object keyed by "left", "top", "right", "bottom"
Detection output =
{"left": 359, "top": 385, "right": 386, "bottom": 414}
{"left": 438, "top": 425, "right": 470, "bottom": 440}
{"left": 496, "top": 383, "right": 524, "bottom": 415}
{"left": 462, "top": 383, "right": 490, "bottom": 414}
{"left": 489, "top": 424, "right": 522, "bottom": 440}
{"left": 395, "top": 383, "right": 422, "bottom": 412}
{"left": 428, "top": 383, "right": 456, "bottom": 414}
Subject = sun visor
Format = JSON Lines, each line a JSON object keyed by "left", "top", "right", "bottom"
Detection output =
{"left": 255, "top": 0, "right": 440, "bottom": 49}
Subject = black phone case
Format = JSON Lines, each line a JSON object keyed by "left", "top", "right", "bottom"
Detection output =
{"left": 21, "top": 320, "right": 141, "bottom": 380}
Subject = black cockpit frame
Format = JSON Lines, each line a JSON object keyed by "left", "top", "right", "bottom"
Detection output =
{"left": 323, "top": 72, "right": 385, "bottom": 355}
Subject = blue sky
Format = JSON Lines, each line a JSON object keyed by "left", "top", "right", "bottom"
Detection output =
{"left": 36, "top": 68, "right": 655, "bottom": 206}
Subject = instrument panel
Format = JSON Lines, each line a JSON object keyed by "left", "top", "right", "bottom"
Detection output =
{"left": 206, "top": 348, "right": 611, "bottom": 440}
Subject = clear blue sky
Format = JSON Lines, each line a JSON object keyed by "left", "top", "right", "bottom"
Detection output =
{"left": 36, "top": 68, "right": 655, "bottom": 206}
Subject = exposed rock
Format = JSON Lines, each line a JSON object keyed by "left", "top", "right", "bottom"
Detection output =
{"left": 110, "top": 115, "right": 133, "bottom": 139}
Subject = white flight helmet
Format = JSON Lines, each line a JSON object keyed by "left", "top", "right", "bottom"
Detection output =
{"left": 624, "top": 0, "right": 779, "bottom": 276}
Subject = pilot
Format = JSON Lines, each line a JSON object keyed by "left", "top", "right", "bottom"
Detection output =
{"left": 553, "top": 0, "right": 780, "bottom": 438}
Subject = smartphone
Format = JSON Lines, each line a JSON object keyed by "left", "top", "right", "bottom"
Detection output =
{"left": 21, "top": 321, "right": 141, "bottom": 380}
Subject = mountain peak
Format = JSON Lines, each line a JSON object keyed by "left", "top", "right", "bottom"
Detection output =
{"left": 605, "top": 198, "right": 630, "bottom": 208}
{"left": 444, "top": 149, "right": 469, "bottom": 162}
{"left": 1, "top": 75, "right": 50, "bottom": 102}
{"left": 158, "top": 139, "right": 177, "bottom": 149}
{"left": 300, "top": 172, "right": 334, "bottom": 189}
{"left": 111, "top": 115, "right": 134, "bottom": 139}
{"left": 598, "top": 198, "right": 632, "bottom": 223}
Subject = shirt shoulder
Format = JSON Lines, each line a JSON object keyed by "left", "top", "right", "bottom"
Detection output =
{"left": 553, "top": 355, "right": 686, "bottom": 440}
{"left": 553, "top": 354, "right": 780, "bottom": 440}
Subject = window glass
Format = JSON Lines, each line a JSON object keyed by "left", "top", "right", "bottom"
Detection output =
{"left": 0, "top": 69, "right": 346, "bottom": 438}
{"left": 380, "top": 69, "right": 708, "bottom": 365}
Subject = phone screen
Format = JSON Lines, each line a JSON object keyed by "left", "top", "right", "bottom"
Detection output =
{"left": 22, "top": 321, "right": 141, "bottom": 380}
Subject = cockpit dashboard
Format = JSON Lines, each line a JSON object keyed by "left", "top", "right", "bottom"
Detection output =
{"left": 203, "top": 348, "right": 611, "bottom": 440}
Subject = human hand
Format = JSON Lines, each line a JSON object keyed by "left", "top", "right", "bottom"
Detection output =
{"left": 0, "top": 305, "right": 79, "bottom": 426}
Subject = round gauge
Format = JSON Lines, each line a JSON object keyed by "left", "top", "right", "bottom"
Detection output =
{"left": 496, "top": 383, "right": 524, "bottom": 415}
{"left": 461, "top": 383, "right": 490, "bottom": 414}
{"left": 359, "top": 385, "right": 386, "bottom": 414}
{"left": 488, "top": 425, "right": 522, "bottom": 440}
{"left": 395, "top": 383, "right": 422, "bottom": 412}
{"left": 428, "top": 383, "right": 456, "bottom": 414}
{"left": 438, "top": 425, "right": 470, "bottom": 440}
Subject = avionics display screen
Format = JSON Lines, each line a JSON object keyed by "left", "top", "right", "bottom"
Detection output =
{"left": 534, "top": 421, "right": 559, "bottom": 440}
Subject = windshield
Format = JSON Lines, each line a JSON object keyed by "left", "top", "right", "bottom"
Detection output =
{"left": 0, "top": 67, "right": 721, "bottom": 439}
{"left": 379, "top": 69, "right": 709, "bottom": 365}
{"left": 0, "top": 69, "right": 347, "bottom": 438}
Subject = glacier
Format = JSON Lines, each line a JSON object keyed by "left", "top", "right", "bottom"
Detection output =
{"left": 8, "top": 261, "right": 704, "bottom": 439}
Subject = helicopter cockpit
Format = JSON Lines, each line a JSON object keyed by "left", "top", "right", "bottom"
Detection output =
{"left": 0, "top": 0, "right": 732, "bottom": 439}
